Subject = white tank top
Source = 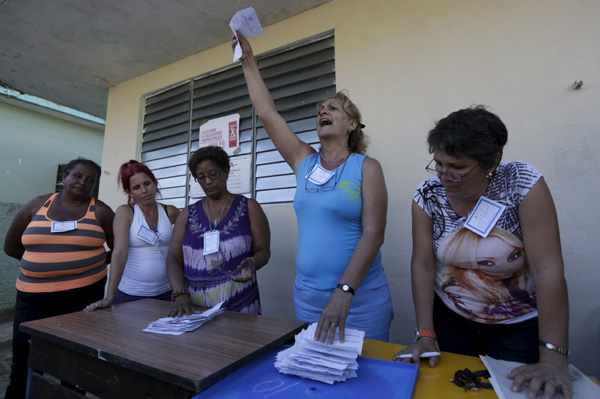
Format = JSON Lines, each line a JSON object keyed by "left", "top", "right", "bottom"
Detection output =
{"left": 118, "top": 203, "right": 172, "bottom": 296}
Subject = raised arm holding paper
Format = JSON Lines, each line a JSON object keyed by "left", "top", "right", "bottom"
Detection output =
{"left": 233, "top": 32, "right": 393, "bottom": 344}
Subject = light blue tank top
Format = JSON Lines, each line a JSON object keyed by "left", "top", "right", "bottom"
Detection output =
{"left": 293, "top": 152, "right": 383, "bottom": 290}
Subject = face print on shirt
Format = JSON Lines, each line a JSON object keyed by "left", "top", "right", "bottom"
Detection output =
{"left": 436, "top": 226, "right": 536, "bottom": 323}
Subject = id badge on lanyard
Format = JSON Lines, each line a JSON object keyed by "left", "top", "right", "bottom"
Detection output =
{"left": 204, "top": 230, "right": 220, "bottom": 255}
{"left": 306, "top": 164, "right": 334, "bottom": 185}
{"left": 464, "top": 196, "right": 506, "bottom": 238}
{"left": 136, "top": 225, "right": 158, "bottom": 244}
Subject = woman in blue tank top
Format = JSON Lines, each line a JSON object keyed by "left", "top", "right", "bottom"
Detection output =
{"left": 234, "top": 33, "right": 393, "bottom": 343}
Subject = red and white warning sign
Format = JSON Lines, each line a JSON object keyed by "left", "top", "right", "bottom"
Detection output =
{"left": 199, "top": 113, "right": 241, "bottom": 155}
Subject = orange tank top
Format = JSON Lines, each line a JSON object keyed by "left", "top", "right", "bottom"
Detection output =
{"left": 17, "top": 193, "right": 108, "bottom": 293}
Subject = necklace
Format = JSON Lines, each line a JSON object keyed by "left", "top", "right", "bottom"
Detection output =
{"left": 320, "top": 149, "right": 349, "bottom": 164}
{"left": 206, "top": 193, "right": 231, "bottom": 230}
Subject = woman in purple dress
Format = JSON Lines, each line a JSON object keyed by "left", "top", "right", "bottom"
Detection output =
{"left": 167, "top": 146, "right": 271, "bottom": 316}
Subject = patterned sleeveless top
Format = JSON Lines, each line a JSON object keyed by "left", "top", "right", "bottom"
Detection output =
{"left": 182, "top": 194, "right": 261, "bottom": 314}
{"left": 18, "top": 193, "right": 108, "bottom": 293}
{"left": 415, "top": 161, "right": 541, "bottom": 324}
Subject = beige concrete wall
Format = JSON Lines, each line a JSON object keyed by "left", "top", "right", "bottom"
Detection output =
{"left": 101, "top": 0, "right": 600, "bottom": 376}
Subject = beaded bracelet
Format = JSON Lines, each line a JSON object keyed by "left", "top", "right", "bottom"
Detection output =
{"left": 539, "top": 340, "right": 570, "bottom": 356}
{"left": 171, "top": 288, "right": 190, "bottom": 303}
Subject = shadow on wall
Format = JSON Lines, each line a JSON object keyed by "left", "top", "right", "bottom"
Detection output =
{"left": 0, "top": 201, "right": 22, "bottom": 319}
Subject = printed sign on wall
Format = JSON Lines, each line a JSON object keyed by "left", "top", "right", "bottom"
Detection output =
{"left": 199, "top": 113, "right": 241, "bottom": 155}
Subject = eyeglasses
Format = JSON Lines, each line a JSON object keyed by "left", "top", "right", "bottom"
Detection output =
{"left": 425, "top": 159, "right": 480, "bottom": 182}
{"left": 195, "top": 170, "right": 224, "bottom": 183}
{"left": 304, "top": 155, "right": 349, "bottom": 192}
{"left": 305, "top": 180, "right": 337, "bottom": 192}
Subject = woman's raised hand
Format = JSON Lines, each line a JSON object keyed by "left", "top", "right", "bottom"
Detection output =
{"left": 231, "top": 31, "right": 254, "bottom": 63}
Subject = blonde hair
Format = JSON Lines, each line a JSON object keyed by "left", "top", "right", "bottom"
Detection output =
{"left": 317, "top": 90, "right": 369, "bottom": 154}
{"left": 438, "top": 227, "right": 525, "bottom": 270}
{"left": 438, "top": 227, "right": 534, "bottom": 318}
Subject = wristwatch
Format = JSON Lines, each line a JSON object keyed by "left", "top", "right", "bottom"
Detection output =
{"left": 336, "top": 283, "right": 355, "bottom": 295}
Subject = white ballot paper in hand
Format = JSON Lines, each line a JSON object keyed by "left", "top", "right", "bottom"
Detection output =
{"left": 274, "top": 323, "right": 365, "bottom": 384}
{"left": 143, "top": 301, "right": 225, "bottom": 335}
{"left": 230, "top": 7, "right": 263, "bottom": 62}
{"left": 480, "top": 355, "right": 600, "bottom": 399}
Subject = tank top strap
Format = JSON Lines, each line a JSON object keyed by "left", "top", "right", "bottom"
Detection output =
{"left": 38, "top": 193, "right": 59, "bottom": 218}
{"left": 84, "top": 197, "right": 97, "bottom": 218}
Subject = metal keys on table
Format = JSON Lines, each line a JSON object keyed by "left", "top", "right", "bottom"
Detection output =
{"left": 450, "top": 368, "right": 492, "bottom": 392}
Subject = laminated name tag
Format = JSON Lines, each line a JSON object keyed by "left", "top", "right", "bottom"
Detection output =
{"left": 204, "top": 231, "right": 220, "bottom": 255}
{"left": 465, "top": 196, "right": 506, "bottom": 238}
{"left": 51, "top": 221, "right": 77, "bottom": 233}
{"left": 137, "top": 225, "right": 157, "bottom": 244}
{"left": 306, "top": 165, "right": 334, "bottom": 185}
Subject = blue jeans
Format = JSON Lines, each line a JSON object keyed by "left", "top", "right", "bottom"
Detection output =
{"left": 433, "top": 293, "right": 539, "bottom": 363}
{"left": 294, "top": 271, "right": 394, "bottom": 341}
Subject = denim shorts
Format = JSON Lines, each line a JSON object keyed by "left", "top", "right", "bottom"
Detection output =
{"left": 294, "top": 271, "right": 394, "bottom": 342}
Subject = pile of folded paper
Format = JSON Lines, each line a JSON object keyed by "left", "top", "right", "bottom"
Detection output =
{"left": 143, "top": 302, "right": 224, "bottom": 335}
{"left": 274, "top": 322, "right": 365, "bottom": 384}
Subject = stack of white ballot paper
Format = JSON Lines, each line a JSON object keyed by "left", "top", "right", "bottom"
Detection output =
{"left": 274, "top": 323, "right": 365, "bottom": 384}
{"left": 143, "top": 302, "right": 224, "bottom": 335}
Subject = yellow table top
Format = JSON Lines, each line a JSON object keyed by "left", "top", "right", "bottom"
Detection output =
{"left": 361, "top": 339, "right": 498, "bottom": 399}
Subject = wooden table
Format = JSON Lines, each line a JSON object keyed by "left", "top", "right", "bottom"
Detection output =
{"left": 20, "top": 299, "right": 307, "bottom": 399}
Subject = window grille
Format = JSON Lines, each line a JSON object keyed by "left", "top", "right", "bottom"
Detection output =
{"left": 141, "top": 31, "right": 335, "bottom": 208}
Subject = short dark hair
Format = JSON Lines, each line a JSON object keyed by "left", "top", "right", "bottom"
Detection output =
{"left": 63, "top": 158, "right": 102, "bottom": 181}
{"left": 188, "top": 146, "right": 230, "bottom": 178}
{"left": 427, "top": 105, "right": 508, "bottom": 169}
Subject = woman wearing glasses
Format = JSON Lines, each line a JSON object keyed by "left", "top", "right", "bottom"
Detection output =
{"left": 167, "top": 146, "right": 271, "bottom": 316}
{"left": 85, "top": 160, "right": 180, "bottom": 310}
{"left": 396, "top": 106, "right": 571, "bottom": 399}
{"left": 234, "top": 33, "right": 392, "bottom": 343}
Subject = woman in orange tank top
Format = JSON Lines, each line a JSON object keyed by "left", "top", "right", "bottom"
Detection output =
{"left": 3, "top": 158, "right": 114, "bottom": 399}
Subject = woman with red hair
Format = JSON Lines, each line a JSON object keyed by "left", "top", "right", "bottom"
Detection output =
{"left": 85, "top": 160, "right": 180, "bottom": 310}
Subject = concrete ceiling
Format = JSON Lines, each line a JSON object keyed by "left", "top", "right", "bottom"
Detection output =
{"left": 0, "top": 0, "right": 331, "bottom": 120}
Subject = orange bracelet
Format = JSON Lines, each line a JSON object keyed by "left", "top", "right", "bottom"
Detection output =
{"left": 416, "top": 328, "right": 436, "bottom": 341}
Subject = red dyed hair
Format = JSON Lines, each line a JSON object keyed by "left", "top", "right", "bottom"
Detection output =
{"left": 117, "top": 160, "right": 160, "bottom": 204}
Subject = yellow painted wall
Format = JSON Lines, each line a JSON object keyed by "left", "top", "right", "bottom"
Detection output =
{"left": 101, "top": 0, "right": 600, "bottom": 376}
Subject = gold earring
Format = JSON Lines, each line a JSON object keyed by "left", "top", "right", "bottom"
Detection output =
{"left": 486, "top": 170, "right": 493, "bottom": 179}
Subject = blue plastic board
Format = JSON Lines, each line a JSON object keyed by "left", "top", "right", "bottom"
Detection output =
{"left": 193, "top": 346, "right": 419, "bottom": 399}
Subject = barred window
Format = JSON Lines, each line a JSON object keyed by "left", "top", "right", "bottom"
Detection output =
{"left": 141, "top": 31, "right": 335, "bottom": 208}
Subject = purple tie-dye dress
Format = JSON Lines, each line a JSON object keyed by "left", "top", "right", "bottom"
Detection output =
{"left": 182, "top": 194, "right": 261, "bottom": 314}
